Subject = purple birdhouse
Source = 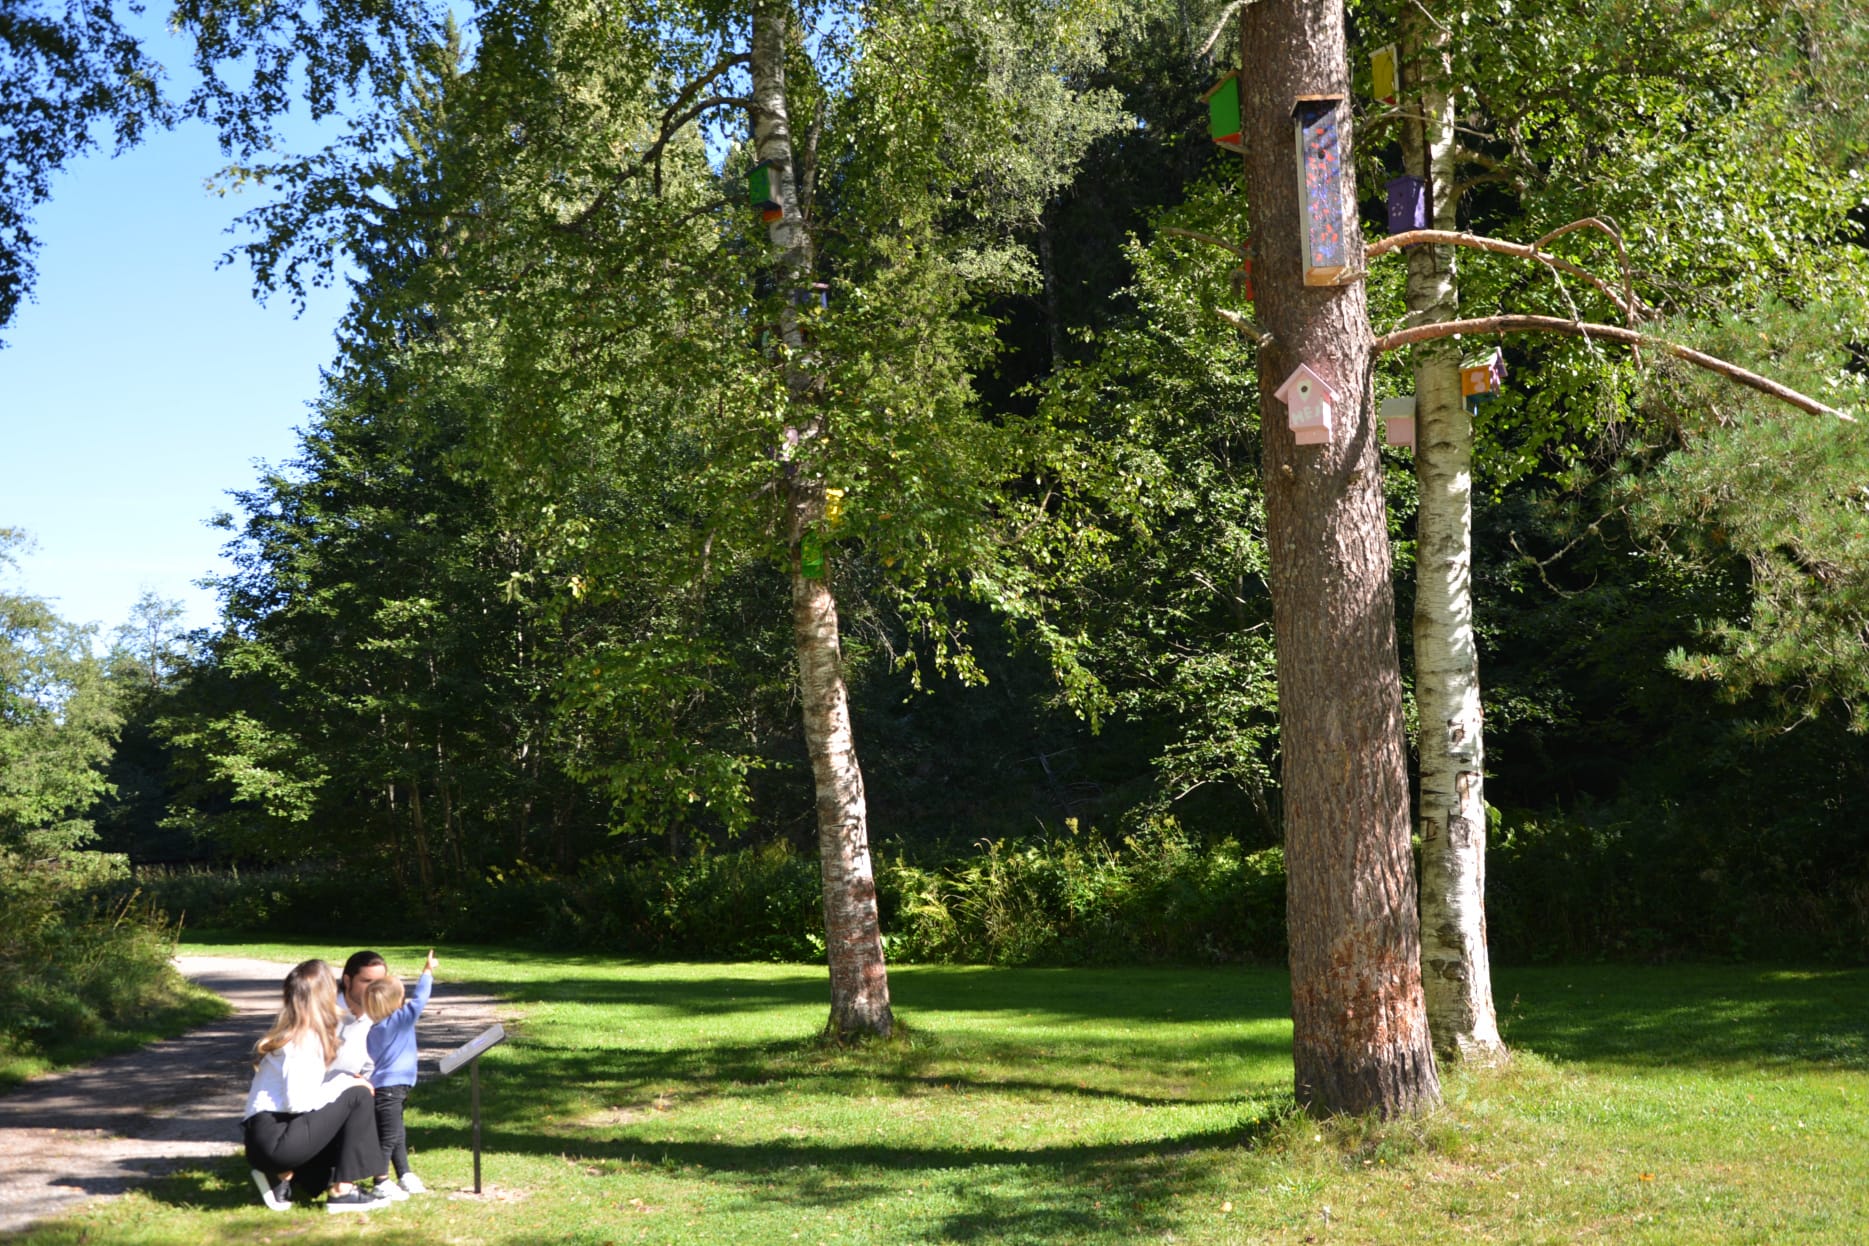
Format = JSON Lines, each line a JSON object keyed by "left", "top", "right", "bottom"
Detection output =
{"left": 1275, "top": 362, "right": 1340, "bottom": 446}
{"left": 1386, "top": 175, "right": 1427, "bottom": 238}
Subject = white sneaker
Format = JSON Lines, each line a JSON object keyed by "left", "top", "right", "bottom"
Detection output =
{"left": 397, "top": 1172, "right": 428, "bottom": 1194}
{"left": 374, "top": 1178, "right": 411, "bottom": 1201}
{"left": 250, "top": 1169, "right": 291, "bottom": 1212}
{"left": 325, "top": 1187, "right": 388, "bottom": 1213}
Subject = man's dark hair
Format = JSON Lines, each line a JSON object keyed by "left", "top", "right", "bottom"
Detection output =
{"left": 341, "top": 950, "right": 386, "bottom": 984}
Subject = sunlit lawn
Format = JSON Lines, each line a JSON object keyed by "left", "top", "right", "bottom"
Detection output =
{"left": 7, "top": 935, "right": 1867, "bottom": 1244}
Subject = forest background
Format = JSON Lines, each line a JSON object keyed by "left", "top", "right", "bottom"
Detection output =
{"left": 3, "top": 0, "right": 1868, "bottom": 1069}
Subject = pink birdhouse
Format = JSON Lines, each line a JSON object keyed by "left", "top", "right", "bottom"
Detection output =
{"left": 1275, "top": 362, "right": 1340, "bottom": 445}
{"left": 1380, "top": 395, "right": 1416, "bottom": 450}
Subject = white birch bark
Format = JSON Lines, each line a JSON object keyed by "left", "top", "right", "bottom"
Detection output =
{"left": 1400, "top": 8, "right": 1505, "bottom": 1064}
{"left": 752, "top": 0, "right": 893, "bottom": 1038}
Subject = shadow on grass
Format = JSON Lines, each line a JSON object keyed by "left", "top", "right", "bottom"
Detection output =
{"left": 104, "top": 1105, "right": 1291, "bottom": 1246}
{"left": 1497, "top": 964, "right": 1869, "bottom": 1070}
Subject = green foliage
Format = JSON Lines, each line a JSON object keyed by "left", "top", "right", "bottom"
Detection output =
{"left": 0, "top": 539, "right": 222, "bottom": 1082}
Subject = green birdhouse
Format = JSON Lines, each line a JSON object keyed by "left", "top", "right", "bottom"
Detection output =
{"left": 747, "top": 160, "right": 782, "bottom": 218}
{"left": 799, "top": 530, "right": 825, "bottom": 579}
{"left": 1205, "top": 74, "right": 1243, "bottom": 152}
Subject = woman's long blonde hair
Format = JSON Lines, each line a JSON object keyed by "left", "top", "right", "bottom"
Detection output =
{"left": 253, "top": 958, "right": 341, "bottom": 1067}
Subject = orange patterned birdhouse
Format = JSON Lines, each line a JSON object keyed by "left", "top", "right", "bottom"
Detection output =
{"left": 1275, "top": 362, "right": 1340, "bottom": 446}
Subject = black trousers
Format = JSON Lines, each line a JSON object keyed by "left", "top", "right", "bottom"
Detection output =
{"left": 244, "top": 1084, "right": 381, "bottom": 1191}
{"left": 373, "top": 1084, "right": 412, "bottom": 1177}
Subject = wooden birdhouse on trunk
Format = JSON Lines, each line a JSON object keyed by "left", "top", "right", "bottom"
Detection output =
{"left": 1386, "top": 175, "right": 1427, "bottom": 238}
{"left": 1461, "top": 347, "right": 1506, "bottom": 410}
{"left": 1205, "top": 73, "right": 1243, "bottom": 153}
{"left": 1380, "top": 395, "right": 1417, "bottom": 450}
{"left": 1275, "top": 362, "right": 1340, "bottom": 446}
{"left": 1370, "top": 44, "right": 1399, "bottom": 106}
{"left": 1293, "top": 95, "right": 1352, "bottom": 286}
{"left": 747, "top": 159, "right": 783, "bottom": 223}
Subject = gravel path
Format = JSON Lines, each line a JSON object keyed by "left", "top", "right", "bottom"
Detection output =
{"left": 0, "top": 956, "right": 503, "bottom": 1234}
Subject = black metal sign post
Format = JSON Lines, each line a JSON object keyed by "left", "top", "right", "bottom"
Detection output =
{"left": 438, "top": 1023, "right": 507, "bottom": 1194}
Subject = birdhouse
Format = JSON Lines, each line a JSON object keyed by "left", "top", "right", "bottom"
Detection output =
{"left": 1460, "top": 347, "right": 1506, "bottom": 408}
{"left": 1370, "top": 44, "right": 1399, "bottom": 106}
{"left": 823, "top": 487, "right": 846, "bottom": 529}
{"left": 799, "top": 529, "right": 825, "bottom": 579}
{"left": 1293, "top": 95, "right": 1352, "bottom": 286}
{"left": 747, "top": 159, "right": 783, "bottom": 222}
{"left": 1235, "top": 257, "right": 1255, "bottom": 303}
{"left": 1386, "top": 174, "right": 1427, "bottom": 238}
{"left": 1380, "top": 395, "right": 1417, "bottom": 450}
{"left": 1275, "top": 363, "right": 1340, "bottom": 446}
{"left": 1205, "top": 74, "right": 1243, "bottom": 152}
{"left": 790, "top": 283, "right": 829, "bottom": 310}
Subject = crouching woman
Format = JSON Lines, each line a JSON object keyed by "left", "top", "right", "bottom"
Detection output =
{"left": 242, "top": 959, "right": 387, "bottom": 1213}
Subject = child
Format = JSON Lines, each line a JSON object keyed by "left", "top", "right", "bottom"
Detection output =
{"left": 363, "top": 948, "right": 438, "bottom": 1196}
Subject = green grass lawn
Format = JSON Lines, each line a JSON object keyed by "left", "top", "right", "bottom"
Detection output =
{"left": 9, "top": 936, "right": 1868, "bottom": 1244}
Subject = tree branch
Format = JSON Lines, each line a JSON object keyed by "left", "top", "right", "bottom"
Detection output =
{"left": 1216, "top": 307, "right": 1273, "bottom": 346}
{"left": 1372, "top": 315, "right": 1855, "bottom": 421}
{"left": 1367, "top": 227, "right": 1639, "bottom": 321}
{"left": 1160, "top": 227, "right": 1249, "bottom": 260}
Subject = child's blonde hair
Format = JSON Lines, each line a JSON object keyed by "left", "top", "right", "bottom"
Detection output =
{"left": 362, "top": 973, "right": 406, "bottom": 1022}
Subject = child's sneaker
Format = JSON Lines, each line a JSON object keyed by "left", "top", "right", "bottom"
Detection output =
{"left": 325, "top": 1187, "right": 389, "bottom": 1213}
{"left": 397, "top": 1172, "right": 428, "bottom": 1194}
{"left": 374, "top": 1177, "right": 411, "bottom": 1201}
{"left": 250, "top": 1169, "right": 292, "bottom": 1212}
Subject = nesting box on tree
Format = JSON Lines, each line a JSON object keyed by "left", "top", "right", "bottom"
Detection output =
{"left": 747, "top": 159, "right": 783, "bottom": 222}
{"left": 1275, "top": 362, "right": 1340, "bottom": 446}
{"left": 1370, "top": 44, "right": 1400, "bottom": 106}
{"left": 1461, "top": 346, "right": 1506, "bottom": 408}
{"left": 1205, "top": 73, "right": 1243, "bottom": 152}
{"left": 799, "top": 529, "right": 826, "bottom": 578}
{"left": 823, "top": 487, "right": 846, "bottom": 529}
{"left": 1386, "top": 174, "right": 1427, "bottom": 238}
{"left": 1292, "top": 95, "right": 1352, "bottom": 286}
{"left": 791, "top": 282, "right": 829, "bottom": 310}
{"left": 1380, "top": 395, "right": 1417, "bottom": 450}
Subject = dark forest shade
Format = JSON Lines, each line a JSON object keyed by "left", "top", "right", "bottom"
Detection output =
{"left": 1206, "top": 74, "right": 1243, "bottom": 148}
{"left": 1386, "top": 174, "right": 1427, "bottom": 237}
{"left": 1293, "top": 96, "right": 1350, "bottom": 285}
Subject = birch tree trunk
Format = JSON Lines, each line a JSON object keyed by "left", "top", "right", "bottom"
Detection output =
{"left": 751, "top": 0, "right": 893, "bottom": 1039}
{"left": 1399, "top": 7, "right": 1506, "bottom": 1065}
{"left": 1238, "top": 0, "right": 1439, "bottom": 1117}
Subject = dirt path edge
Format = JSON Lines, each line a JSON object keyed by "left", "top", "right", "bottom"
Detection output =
{"left": 0, "top": 955, "right": 502, "bottom": 1234}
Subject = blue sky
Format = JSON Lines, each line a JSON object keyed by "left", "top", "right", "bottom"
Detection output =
{"left": 0, "top": 33, "right": 351, "bottom": 641}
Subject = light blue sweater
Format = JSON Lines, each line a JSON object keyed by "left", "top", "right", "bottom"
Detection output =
{"left": 366, "top": 971, "right": 433, "bottom": 1088}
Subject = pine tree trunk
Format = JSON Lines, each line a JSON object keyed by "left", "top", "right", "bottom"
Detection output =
{"left": 1400, "top": 7, "right": 1506, "bottom": 1066}
{"left": 1238, "top": 0, "right": 1439, "bottom": 1117}
{"left": 752, "top": 0, "right": 893, "bottom": 1039}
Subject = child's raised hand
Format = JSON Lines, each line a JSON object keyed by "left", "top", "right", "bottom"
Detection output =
{"left": 425, "top": 948, "right": 439, "bottom": 974}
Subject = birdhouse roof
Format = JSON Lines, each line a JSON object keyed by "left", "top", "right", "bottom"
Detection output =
{"left": 1275, "top": 362, "right": 1340, "bottom": 404}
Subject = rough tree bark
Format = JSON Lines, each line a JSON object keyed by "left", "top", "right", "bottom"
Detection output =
{"left": 1397, "top": 5, "right": 1506, "bottom": 1066}
{"left": 1238, "top": 0, "right": 1440, "bottom": 1115}
{"left": 751, "top": 0, "right": 893, "bottom": 1038}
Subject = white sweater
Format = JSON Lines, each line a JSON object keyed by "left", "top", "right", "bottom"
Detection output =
{"left": 243, "top": 1033, "right": 357, "bottom": 1119}
{"left": 332, "top": 1003, "right": 375, "bottom": 1078}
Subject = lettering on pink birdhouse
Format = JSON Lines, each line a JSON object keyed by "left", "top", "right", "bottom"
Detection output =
{"left": 1293, "top": 95, "right": 1353, "bottom": 286}
{"left": 1380, "top": 395, "right": 1416, "bottom": 450}
{"left": 1275, "top": 363, "right": 1340, "bottom": 446}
